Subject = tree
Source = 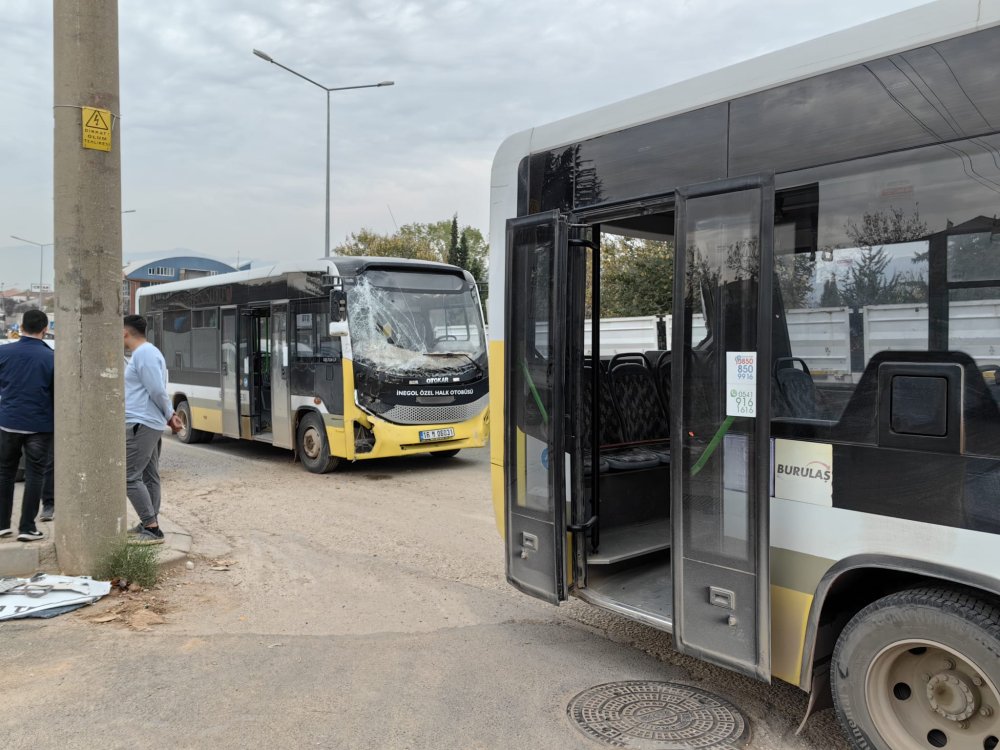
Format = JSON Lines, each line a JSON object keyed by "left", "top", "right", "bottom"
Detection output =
{"left": 333, "top": 218, "right": 491, "bottom": 314}
{"left": 447, "top": 215, "right": 459, "bottom": 266}
{"left": 819, "top": 276, "right": 844, "bottom": 307}
{"left": 456, "top": 231, "right": 470, "bottom": 270}
{"left": 845, "top": 206, "right": 928, "bottom": 248}
{"left": 840, "top": 245, "right": 924, "bottom": 308}
{"left": 598, "top": 237, "right": 674, "bottom": 317}
{"left": 334, "top": 227, "right": 438, "bottom": 261}
{"left": 776, "top": 252, "right": 816, "bottom": 309}
{"left": 839, "top": 205, "right": 929, "bottom": 308}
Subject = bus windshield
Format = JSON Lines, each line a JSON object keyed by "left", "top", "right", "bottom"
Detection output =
{"left": 347, "top": 270, "right": 486, "bottom": 376}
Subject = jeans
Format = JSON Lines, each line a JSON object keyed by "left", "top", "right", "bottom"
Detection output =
{"left": 0, "top": 431, "right": 53, "bottom": 533}
{"left": 125, "top": 423, "right": 162, "bottom": 527}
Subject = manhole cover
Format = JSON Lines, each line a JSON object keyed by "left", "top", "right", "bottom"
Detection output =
{"left": 567, "top": 681, "right": 750, "bottom": 749}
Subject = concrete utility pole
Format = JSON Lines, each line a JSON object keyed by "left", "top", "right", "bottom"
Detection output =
{"left": 53, "top": 0, "right": 126, "bottom": 574}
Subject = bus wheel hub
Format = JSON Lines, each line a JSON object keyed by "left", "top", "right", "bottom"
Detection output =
{"left": 302, "top": 429, "right": 321, "bottom": 458}
{"left": 927, "top": 672, "right": 979, "bottom": 722}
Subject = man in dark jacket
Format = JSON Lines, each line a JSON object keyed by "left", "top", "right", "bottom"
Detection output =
{"left": 0, "top": 310, "right": 54, "bottom": 541}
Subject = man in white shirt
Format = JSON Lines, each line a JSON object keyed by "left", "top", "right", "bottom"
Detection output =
{"left": 123, "top": 315, "right": 181, "bottom": 545}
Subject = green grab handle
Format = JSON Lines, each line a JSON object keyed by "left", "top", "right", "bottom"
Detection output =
{"left": 690, "top": 414, "right": 735, "bottom": 477}
{"left": 520, "top": 358, "right": 549, "bottom": 426}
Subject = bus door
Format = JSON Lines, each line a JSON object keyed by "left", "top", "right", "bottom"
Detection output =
{"left": 504, "top": 211, "right": 582, "bottom": 604}
{"left": 220, "top": 306, "right": 240, "bottom": 438}
{"left": 672, "top": 175, "right": 774, "bottom": 682}
{"left": 270, "top": 301, "right": 293, "bottom": 449}
{"left": 240, "top": 307, "right": 271, "bottom": 439}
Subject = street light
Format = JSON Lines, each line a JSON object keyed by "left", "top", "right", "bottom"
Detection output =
{"left": 9, "top": 235, "right": 51, "bottom": 310}
{"left": 253, "top": 48, "right": 394, "bottom": 258}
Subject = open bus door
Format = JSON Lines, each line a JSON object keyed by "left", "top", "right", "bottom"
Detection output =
{"left": 504, "top": 211, "right": 578, "bottom": 604}
{"left": 672, "top": 175, "right": 774, "bottom": 682}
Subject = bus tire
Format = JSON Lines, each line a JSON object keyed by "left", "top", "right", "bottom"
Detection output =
{"left": 831, "top": 586, "right": 1000, "bottom": 750}
{"left": 429, "top": 449, "right": 460, "bottom": 459}
{"left": 175, "top": 400, "right": 210, "bottom": 444}
{"left": 297, "top": 413, "right": 340, "bottom": 474}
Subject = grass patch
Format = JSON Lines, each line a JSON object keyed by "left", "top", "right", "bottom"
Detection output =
{"left": 95, "top": 534, "right": 160, "bottom": 589}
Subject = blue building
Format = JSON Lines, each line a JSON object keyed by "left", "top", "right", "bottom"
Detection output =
{"left": 123, "top": 256, "right": 241, "bottom": 313}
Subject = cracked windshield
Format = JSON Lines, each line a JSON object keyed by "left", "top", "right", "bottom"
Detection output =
{"left": 347, "top": 269, "right": 486, "bottom": 377}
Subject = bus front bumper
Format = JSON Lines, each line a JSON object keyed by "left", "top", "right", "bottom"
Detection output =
{"left": 333, "top": 407, "right": 489, "bottom": 461}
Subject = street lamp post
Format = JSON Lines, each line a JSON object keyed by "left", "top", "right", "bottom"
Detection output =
{"left": 10, "top": 235, "right": 52, "bottom": 311}
{"left": 253, "top": 49, "right": 393, "bottom": 258}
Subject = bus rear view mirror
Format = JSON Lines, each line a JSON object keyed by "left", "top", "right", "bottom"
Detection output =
{"left": 329, "top": 289, "right": 348, "bottom": 322}
{"left": 328, "top": 320, "right": 350, "bottom": 338}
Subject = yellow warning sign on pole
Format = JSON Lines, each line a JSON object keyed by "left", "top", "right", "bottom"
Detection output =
{"left": 81, "top": 106, "right": 112, "bottom": 152}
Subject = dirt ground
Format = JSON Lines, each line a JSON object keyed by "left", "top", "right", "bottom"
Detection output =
{"left": 0, "top": 437, "right": 849, "bottom": 749}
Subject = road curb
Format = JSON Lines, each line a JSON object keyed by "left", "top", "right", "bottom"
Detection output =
{"left": 0, "top": 514, "right": 192, "bottom": 577}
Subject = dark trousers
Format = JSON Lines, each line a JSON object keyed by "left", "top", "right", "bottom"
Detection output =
{"left": 0, "top": 431, "right": 53, "bottom": 533}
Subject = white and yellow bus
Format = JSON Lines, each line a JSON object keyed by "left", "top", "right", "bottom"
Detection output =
{"left": 138, "top": 258, "right": 488, "bottom": 472}
{"left": 488, "top": 2, "right": 1000, "bottom": 747}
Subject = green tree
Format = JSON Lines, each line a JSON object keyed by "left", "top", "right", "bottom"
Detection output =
{"left": 447, "top": 215, "right": 459, "bottom": 266}
{"left": 333, "top": 217, "right": 490, "bottom": 314}
{"left": 456, "top": 231, "right": 470, "bottom": 270}
{"left": 334, "top": 227, "right": 438, "bottom": 260}
{"left": 598, "top": 236, "right": 674, "bottom": 317}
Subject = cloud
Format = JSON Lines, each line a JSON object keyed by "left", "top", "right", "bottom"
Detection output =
{"left": 0, "top": 0, "right": 928, "bottom": 288}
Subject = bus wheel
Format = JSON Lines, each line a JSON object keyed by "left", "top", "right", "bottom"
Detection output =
{"left": 297, "top": 413, "right": 339, "bottom": 474}
{"left": 429, "top": 449, "right": 460, "bottom": 459}
{"left": 175, "top": 401, "right": 209, "bottom": 444}
{"left": 831, "top": 587, "right": 1000, "bottom": 750}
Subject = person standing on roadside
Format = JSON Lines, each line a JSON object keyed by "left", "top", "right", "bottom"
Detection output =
{"left": 123, "top": 314, "right": 181, "bottom": 545}
{"left": 0, "top": 310, "right": 54, "bottom": 541}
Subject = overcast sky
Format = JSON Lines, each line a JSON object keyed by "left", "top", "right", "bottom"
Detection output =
{"left": 0, "top": 0, "right": 929, "bottom": 289}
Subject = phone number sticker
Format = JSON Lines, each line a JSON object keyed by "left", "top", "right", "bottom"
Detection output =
{"left": 726, "top": 351, "right": 757, "bottom": 417}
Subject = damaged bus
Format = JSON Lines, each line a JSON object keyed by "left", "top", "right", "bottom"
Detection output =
{"left": 138, "top": 257, "right": 488, "bottom": 472}
{"left": 489, "top": 2, "right": 1000, "bottom": 748}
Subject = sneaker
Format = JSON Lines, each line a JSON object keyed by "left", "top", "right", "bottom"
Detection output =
{"left": 0, "top": 528, "right": 11, "bottom": 538}
{"left": 127, "top": 521, "right": 145, "bottom": 535}
{"left": 39, "top": 507, "right": 54, "bottom": 522}
{"left": 17, "top": 530, "right": 43, "bottom": 542}
{"left": 129, "top": 526, "right": 165, "bottom": 545}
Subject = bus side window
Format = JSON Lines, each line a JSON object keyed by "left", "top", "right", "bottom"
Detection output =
{"left": 294, "top": 305, "right": 341, "bottom": 361}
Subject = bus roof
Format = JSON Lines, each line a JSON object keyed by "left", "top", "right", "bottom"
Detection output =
{"left": 492, "top": 0, "right": 1000, "bottom": 167}
{"left": 135, "top": 256, "right": 467, "bottom": 302}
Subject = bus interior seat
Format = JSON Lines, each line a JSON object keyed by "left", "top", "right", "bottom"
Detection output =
{"left": 582, "top": 359, "right": 661, "bottom": 472}
{"left": 580, "top": 361, "right": 611, "bottom": 476}
{"left": 607, "top": 353, "right": 671, "bottom": 464}
{"left": 773, "top": 357, "right": 819, "bottom": 419}
{"left": 643, "top": 350, "right": 669, "bottom": 369}
{"left": 654, "top": 350, "right": 671, "bottom": 414}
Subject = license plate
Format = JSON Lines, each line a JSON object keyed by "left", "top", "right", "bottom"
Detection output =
{"left": 419, "top": 427, "right": 455, "bottom": 442}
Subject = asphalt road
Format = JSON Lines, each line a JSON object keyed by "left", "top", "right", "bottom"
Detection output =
{"left": 0, "top": 437, "right": 849, "bottom": 750}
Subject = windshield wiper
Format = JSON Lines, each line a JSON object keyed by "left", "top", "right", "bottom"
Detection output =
{"left": 430, "top": 351, "right": 483, "bottom": 378}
